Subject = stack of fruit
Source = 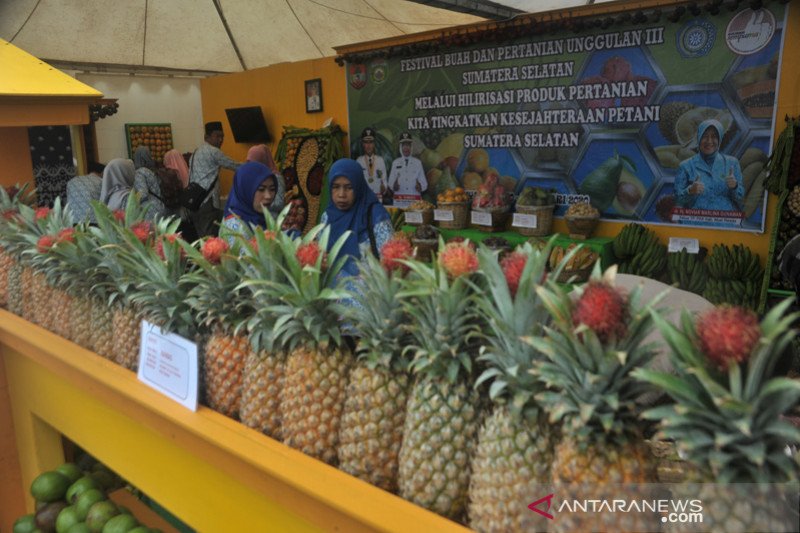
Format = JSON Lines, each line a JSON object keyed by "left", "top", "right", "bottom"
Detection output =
{"left": 13, "top": 458, "right": 153, "bottom": 533}
{"left": 704, "top": 243, "right": 763, "bottom": 309}
{"left": 515, "top": 186, "right": 555, "bottom": 236}
{"left": 126, "top": 124, "right": 173, "bottom": 163}
{"left": 548, "top": 243, "right": 599, "bottom": 283}
{"left": 612, "top": 223, "right": 667, "bottom": 280}
{"left": 471, "top": 174, "right": 511, "bottom": 232}
{"left": 404, "top": 200, "right": 434, "bottom": 226}
{"left": 410, "top": 224, "right": 439, "bottom": 261}
{"left": 666, "top": 248, "right": 708, "bottom": 295}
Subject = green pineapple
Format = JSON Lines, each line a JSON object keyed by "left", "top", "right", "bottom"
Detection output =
{"left": 468, "top": 242, "right": 558, "bottom": 533}
{"left": 397, "top": 241, "right": 484, "bottom": 521}
{"left": 636, "top": 301, "right": 800, "bottom": 532}
{"left": 0, "top": 184, "right": 32, "bottom": 309}
{"left": 256, "top": 224, "right": 353, "bottom": 465}
{"left": 527, "top": 266, "right": 664, "bottom": 533}
{"left": 337, "top": 239, "right": 414, "bottom": 492}
{"left": 238, "top": 216, "right": 291, "bottom": 440}
{"left": 183, "top": 229, "right": 255, "bottom": 420}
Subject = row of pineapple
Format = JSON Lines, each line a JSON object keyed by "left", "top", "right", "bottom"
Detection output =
{"left": 1, "top": 186, "right": 798, "bottom": 532}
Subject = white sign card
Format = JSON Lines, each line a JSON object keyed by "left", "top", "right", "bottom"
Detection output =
{"left": 434, "top": 209, "right": 454, "bottom": 222}
{"left": 405, "top": 211, "right": 423, "bottom": 224}
{"left": 137, "top": 320, "right": 198, "bottom": 411}
{"left": 668, "top": 237, "right": 700, "bottom": 254}
{"left": 512, "top": 213, "right": 538, "bottom": 229}
{"left": 471, "top": 211, "right": 492, "bottom": 226}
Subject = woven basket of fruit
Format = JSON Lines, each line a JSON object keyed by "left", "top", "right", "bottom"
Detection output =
{"left": 436, "top": 202, "right": 469, "bottom": 229}
{"left": 471, "top": 206, "right": 510, "bottom": 233}
{"left": 411, "top": 224, "right": 439, "bottom": 261}
{"left": 549, "top": 244, "right": 598, "bottom": 283}
{"left": 404, "top": 200, "right": 434, "bottom": 226}
{"left": 564, "top": 203, "right": 600, "bottom": 239}
{"left": 515, "top": 204, "right": 554, "bottom": 237}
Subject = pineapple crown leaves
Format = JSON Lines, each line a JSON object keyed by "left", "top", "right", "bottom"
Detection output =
{"left": 17, "top": 198, "right": 73, "bottom": 262}
{"left": 343, "top": 253, "right": 414, "bottom": 373}
{"left": 473, "top": 240, "right": 554, "bottom": 421}
{"left": 181, "top": 237, "right": 253, "bottom": 334}
{"left": 111, "top": 215, "right": 196, "bottom": 339}
{"left": 524, "top": 265, "right": 666, "bottom": 444}
{"left": 634, "top": 299, "right": 800, "bottom": 483}
{"left": 397, "top": 253, "right": 482, "bottom": 385}
{"left": 248, "top": 223, "right": 352, "bottom": 353}
{"left": 0, "top": 182, "right": 33, "bottom": 233}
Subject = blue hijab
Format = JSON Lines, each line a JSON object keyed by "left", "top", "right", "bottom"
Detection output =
{"left": 697, "top": 119, "right": 723, "bottom": 166}
{"left": 325, "top": 158, "right": 390, "bottom": 273}
{"left": 224, "top": 162, "right": 277, "bottom": 227}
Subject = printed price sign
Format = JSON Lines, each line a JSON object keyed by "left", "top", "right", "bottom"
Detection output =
{"left": 434, "top": 209, "right": 454, "bottom": 222}
{"left": 668, "top": 237, "right": 700, "bottom": 254}
{"left": 471, "top": 211, "right": 492, "bottom": 226}
{"left": 137, "top": 320, "right": 198, "bottom": 411}
{"left": 512, "top": 213, "right": 538, "bottom": 229}
{"left": 405, "top": 211, "right": 423, "bottom": 224}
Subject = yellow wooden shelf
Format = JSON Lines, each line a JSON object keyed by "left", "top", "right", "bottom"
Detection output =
{"left": 0, "top": 310, "right": 469, "bottom": 532}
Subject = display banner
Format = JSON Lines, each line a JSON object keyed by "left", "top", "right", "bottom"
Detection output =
{"left": 346, "top": 6, "right": 787, "bottom": 231}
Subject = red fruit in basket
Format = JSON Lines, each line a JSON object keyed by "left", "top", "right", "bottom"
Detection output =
{"left": 501, "top": 252, "right": 527, "bottom": 297}
{"left": 572, "top": 280, "right": 629, "bottom": 344}
{"left": 380, "top": 238, "right": 413, "bottom": 274}
{"left": 438, "top": 241, "right": 479, "bottom": 278}
{"left": 37, "top": 234, "right": 56, "bottom": 253}
{"left": 696, "top": 305, "right": 760, "bottom": 370}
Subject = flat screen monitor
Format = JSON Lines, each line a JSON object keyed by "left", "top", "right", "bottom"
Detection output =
{"left": 225, "top": 106, "right": 270, "bottom": 143}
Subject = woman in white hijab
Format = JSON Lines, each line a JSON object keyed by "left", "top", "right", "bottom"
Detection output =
{"left": 99, "top": 158, "right": 136, "bottom": 211}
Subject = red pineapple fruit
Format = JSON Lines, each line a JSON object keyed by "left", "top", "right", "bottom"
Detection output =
{"left": 380, "top": 237, "right": 413, "bottom": 274}
{"left": 37, "top": 234, "right": 56, "bottom": 253}
{"left": 438, "top": 241, "right": 479, "bottom": 278}
{"left": 695, "top": 306, "right": 761, "bottom": 370}
{"left": 500, "top": 251, "right": 526, "bottom": 297}
{"left": 56, "top": 227, "right": 75, "bottom": 243}
{"left": 154, "top": 233, "right": 181, "bottom": 260}
{"left": 572, "top": 280, "right": 629, "bottom": 344}
{"left": 296, "top": 241, "right": 322, "bottom": 268}
{"left": 130, "top": 221, "right": 152, "bottom": 243}
{"left": 202, "top": 237, "right": 229, "bottom": 264}
{"left": 34, "top": 207, "right": 50, "bottom": 221}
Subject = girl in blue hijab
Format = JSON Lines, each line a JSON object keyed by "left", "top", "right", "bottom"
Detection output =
{"left": 674, "top": 119, "right": 744, "bottom": 225}
{"left": 321, "top": 158, "right": 392, "bottom": 276}
{"left": 221, "top": 161, "right": 284, "bottom": 239}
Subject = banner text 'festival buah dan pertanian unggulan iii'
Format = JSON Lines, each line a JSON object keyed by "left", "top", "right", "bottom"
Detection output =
{"left": 346, "top": 5, "right": 786, "bottom": 231}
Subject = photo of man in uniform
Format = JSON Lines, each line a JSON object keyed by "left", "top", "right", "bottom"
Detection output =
{"left": 388, "top": 131, "right": 427, "bottom": 208}
{"left": 355, "top": 127, "right": 387, "bottom": 200}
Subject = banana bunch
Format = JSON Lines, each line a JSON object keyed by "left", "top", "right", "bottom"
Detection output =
{"left": 702, "top": 244, "right": 763, "bottom": 309}
{"left": 705, "top": 244, "right": 763, "bottom": 281}
{"left": 667, "top": 249, "right": 708, "bottom": 295}
{"left": 549, "top": 244, "right": 598, "bottom": 271}
{"left": 617, "top": 242, "right": 667, "bottom": 278}
{"left": 703, "top": 278, "right": 761, "bottom": 310}
{"left": 612, "top": 223, "right": 655, "bottom": 259}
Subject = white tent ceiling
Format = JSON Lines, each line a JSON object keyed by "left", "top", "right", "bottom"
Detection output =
{"left": 0, "top": 0, "right": 612, "bottom": 74}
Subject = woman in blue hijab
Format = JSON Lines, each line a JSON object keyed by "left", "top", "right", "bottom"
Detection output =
{"left": 220, "top": 161, "right": 285, "bottom": 239}
{"left": 320, "top": 158, "right": 392, "bottom": 276}
{"left": 674, "top": 119, "right": 744, "bottom": 224}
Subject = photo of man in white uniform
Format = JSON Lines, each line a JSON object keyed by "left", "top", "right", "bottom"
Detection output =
{"left": 388, "top": 132, "right": 427, "bottom": 209}
{"left": 355, "top": 127, "right": 387, "bottom": 199}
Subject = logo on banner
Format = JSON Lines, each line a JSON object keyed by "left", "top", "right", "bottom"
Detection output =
{"left": 677, "top": 18, "right": 716, "bottom": 58}
{"left": 370, "top": 59, "right": 388, "bottom": 84}
{"left": 726, "top": 8, "right": 776, "bottom": 55}
{"left": 349, "top": 64, "right": 367, "bottom": 90}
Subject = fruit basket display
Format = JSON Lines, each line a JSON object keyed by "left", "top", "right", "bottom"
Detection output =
{"left": 564, "top": 202, "right": 601, "bottom": 240}
{"left": 514, "top": 186, "right": 555, "bottom": 237}
{"left": 470, "top": 205, "right": 510, "bottom": 233}
{"left": 404, "top": 200, "right": 434, "bottom": 226}
{"left": 125, "top": 123, "right": 174, "bottom": 163}
{"left": 274, "top": 124, "right": 346, "bottom": 234}
{"left": 435, "top": 187, "right": 469, "bottom": 230}
{"left": 549, "top": 244, "right": 599, "bottom": 283}
{"left": 470, "top": 173, "right": 511, "bottom": 233}
{"left": 410, "top": 224, "right": 439, "bottom": 261}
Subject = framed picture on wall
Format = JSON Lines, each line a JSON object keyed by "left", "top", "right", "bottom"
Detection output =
{"left": 305, "top": 78, "right": 323, "bottom": 113}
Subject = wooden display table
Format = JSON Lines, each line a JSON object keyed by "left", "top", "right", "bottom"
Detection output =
{"left": 0, "top": 311, "right": 468, "bottom": 532}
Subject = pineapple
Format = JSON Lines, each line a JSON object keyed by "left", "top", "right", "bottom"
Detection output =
{"left": 238, "top": 217, "right": 292, "bottom": 440}
{"left": 337, "top": 238, "right": 414, "bottom": 492}
{"left": 527, "top": 266, "right": 664, "bottom": 533}
{"left": 92, "top": 197, "right": 158, "bottom": 369}
{"left": 636, "top": 301, "right": 800, "bottom": 532}
{"left": 183, "top": 231, "right": 254, "bottom": 420}
{"left": 0, "top": 184, "right": 31, "bottom": 308}
{"left": 396, "top": 241, "right": 484, "bottom": 521}
{"left": 468, "top": 243, "right": 558, "bottom": 533}
{"left": 258, "top": 224, "right": 353, "bottom": 465}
